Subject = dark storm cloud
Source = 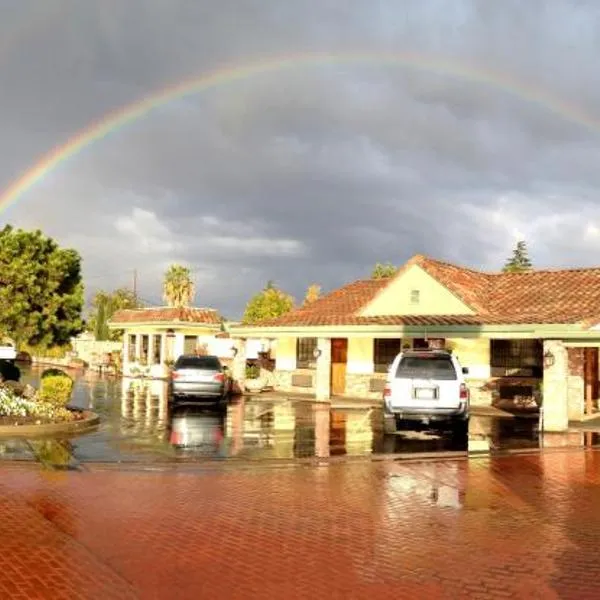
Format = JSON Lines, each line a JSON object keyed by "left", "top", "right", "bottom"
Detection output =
{"left": 2, "top": 0, "right": 600, "bottom": 317}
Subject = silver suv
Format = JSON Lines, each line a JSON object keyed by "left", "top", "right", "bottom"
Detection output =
{"left": 383, "top": 349, "right": 469, "bottom": 435}
{"left": 170, "top": 355, "right": 232, "bottom": 405}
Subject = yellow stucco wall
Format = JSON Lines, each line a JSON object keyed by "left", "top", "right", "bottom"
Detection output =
{"left": 446, "top": 338, "right": 490, "bottom": 364}
{"left": 347, "top": 338, "right": 375, "bottom": 374}
{"left": 360, "top": 264, "right": 474, "bottom": 316}
{"left": 275, "top": 337, "right": 297, "bottom": 370}
{"left": 348, "top": 338, "right": 374, "bottom": 363}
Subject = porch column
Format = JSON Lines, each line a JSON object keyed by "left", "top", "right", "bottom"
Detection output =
{"left": 542, "top": 340, "right": 569, "bottom": 432}
{"left": 315, "top": 337, "right": 331, "bottom": 401}
{"left": 232, "top": 338, "right": 247, "bottom": 393}
{"left": 173, "top": 334, "right": 185, "bottom": 360}
{"left": 123, "top": 334, "right": 130, "bottom": 367}
{"left": 160, "top": 334, "right": 167, "bottom": 365}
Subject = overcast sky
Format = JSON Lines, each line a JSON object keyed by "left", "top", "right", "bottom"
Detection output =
{"left": 1, "top": 1, "right": 600, "bottom": 318}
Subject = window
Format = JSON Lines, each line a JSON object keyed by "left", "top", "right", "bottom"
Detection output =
{"left": 296, "top": 338, "right": 317, "bottom": 369}
{"left": 491, "top": 340, "right": 542, "bottom": 376}
{"left": 410, "top": 289, "right": 420, "bottom": 304}
{"left": 175, "top": 355, "right": 221, "bottom": 369}
{"left": 373, "top": 339, "right": 402, "bottom": 373}
{"left": 152, "top": 335, "right": 161, "bottom": 364}
{"left": 395, "top": 355, "right": 457, "bottom": 381}
{"left": 140, "top": 335, "right": 149, "bottom": 363}
{"left": 184, "top": 335, "right": 197, "bottom": 355}
{"left": 128, "top": 335, "right": 136, "bottom": 362}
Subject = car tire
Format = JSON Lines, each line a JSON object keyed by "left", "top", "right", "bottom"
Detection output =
{"left": 451, "top": 419, "right": 469, "bottom": 439}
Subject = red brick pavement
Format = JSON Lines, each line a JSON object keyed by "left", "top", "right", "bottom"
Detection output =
{"left": 2, "top": 450, "right": 600, "bottom": 598}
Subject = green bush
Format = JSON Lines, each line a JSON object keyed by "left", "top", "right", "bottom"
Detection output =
{"left": 245, "top": 364, "right": 260, "bottom": 379}
{"left": 41, "top": 368, "right": 71, "bottom": 379}
{"left": 39, "top": 374, "right": 74, "bottom": 406}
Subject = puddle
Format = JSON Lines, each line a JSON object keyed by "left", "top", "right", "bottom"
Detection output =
{"left": 1, "top": 364, "right": 596, "bottom": 468}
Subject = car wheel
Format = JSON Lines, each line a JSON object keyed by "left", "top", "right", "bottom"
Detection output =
{"left": 451, "top": 419, "right": 469, "bottom": 439}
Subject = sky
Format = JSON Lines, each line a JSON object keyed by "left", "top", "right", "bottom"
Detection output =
{"left": 1, "top": 0, "right": 600, "bottom": 318}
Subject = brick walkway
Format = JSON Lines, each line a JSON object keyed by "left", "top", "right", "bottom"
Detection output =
{"left": 2, "top": 451, "right": 600, "bottom": 598}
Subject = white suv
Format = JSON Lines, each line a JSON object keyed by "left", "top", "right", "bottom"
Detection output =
{"left": 383, "top": 349, "right": 469, "bottom": 435}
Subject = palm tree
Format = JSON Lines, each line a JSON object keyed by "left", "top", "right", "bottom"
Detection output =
{"left": 163, "top": 264, "right": 195, "bottom": 307}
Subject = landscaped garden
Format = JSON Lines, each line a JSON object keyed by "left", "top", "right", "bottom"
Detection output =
{"left": 0, "top": 363, "right": 85, "bottom": 426}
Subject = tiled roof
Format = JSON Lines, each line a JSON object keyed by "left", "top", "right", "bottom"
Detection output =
{"left": 234, "top": 255, "right": 600, "bottom": 329}
{"left": 246, "top": 279, "right": 390, "bottom": 327}
{"left": 109, "top": 307, "right": 222, "bottom": 325}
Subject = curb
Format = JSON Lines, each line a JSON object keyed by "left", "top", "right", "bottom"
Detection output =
{"left": 0, "top": 410, "right": 100, "bottom": 438}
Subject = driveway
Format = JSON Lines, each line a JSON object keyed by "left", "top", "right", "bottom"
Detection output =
{"left": 1, "top": 450, "right": 599, "bottom": 598}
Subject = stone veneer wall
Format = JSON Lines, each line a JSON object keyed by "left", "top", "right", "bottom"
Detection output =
{"left": 567, "top": 347, "right": 584, "bottom": 421}
{"left": 345, "top": 373, "right": 387, "bottom": 400}
{"left": 274, "top": 369, "right": 316, "bottom": 394}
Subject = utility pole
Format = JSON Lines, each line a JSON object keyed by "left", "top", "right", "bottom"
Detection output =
{"left": 133, "top": 269, "right": 138, "bottom": 305}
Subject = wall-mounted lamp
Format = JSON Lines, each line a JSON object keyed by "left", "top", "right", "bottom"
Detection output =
{"left": 543, "top": 349, "right": 555, "bottom": 368}
{"left": 313, "top": 347, "right": 322, "bottom": 359}
{"left": 231, "top": 346, "right": 238, "bottom": 357}
{"left": 166, "top": 328, "right": 175, "bottom": 339}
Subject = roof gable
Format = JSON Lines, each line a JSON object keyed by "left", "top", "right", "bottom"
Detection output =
{"left": 232, "top": 255, "right": 600, "bottom": 329}
{"left": 360, "top": 262, "right": 474, "bottom": 317}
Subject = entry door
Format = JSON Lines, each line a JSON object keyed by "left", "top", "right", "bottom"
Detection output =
{"left": 330, "top": 339, "right": 348, "bottom": 396}
{"left": 584, "top": 348, "right": 599, "bottom": 415}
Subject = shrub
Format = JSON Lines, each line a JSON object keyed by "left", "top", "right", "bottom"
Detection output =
{"left": 245, "top": 364, "right": 260, "bottom": 379}
{"left": 41, "top": 368, "right": 71, "bottom": 380}
{"left": 0, "top": 388, "right": 73, "bottom": 421}
{"left": 39, "top": 374, "right": 74, "bottom": 407}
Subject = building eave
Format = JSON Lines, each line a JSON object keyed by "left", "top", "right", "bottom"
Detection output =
{"left": 228, "top": 322, "right": 591, "bottom": 339}
{"left": 107, "top": 321, "right": 221, "bottom": 331}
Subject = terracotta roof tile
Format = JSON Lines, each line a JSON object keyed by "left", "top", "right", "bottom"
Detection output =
{"left": 109, "top": 307, "right": 221, "bottom": 325}
{"left": 233, "top": 255, "right": 600, "bottom": 329}
{"left": 248, "top": 279, "right": 389, "bottom": 327}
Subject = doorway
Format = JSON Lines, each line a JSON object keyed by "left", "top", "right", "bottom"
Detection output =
{"left": 330, "top": 338, "right": 348, "bottom": 396}
{"left": 584, "top": 348, "right": 599, "bottom": 415}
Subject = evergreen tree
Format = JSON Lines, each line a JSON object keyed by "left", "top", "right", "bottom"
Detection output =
{"left": 0, "top": 225, "right": 84, "bottom": 347}
{"left": 503, "top": 241, "right": 533, "bottom": 273}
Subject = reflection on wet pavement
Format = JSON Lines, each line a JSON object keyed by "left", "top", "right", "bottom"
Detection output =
{"left": 1, "top": 365, "right": 599, "bottom": 468}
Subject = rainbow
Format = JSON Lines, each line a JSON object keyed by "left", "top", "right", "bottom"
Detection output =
{"left": 1, "top": 50, "right": 598, "bottom": 213}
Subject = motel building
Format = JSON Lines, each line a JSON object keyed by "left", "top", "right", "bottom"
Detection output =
{"left": 229, "top": 254, "right": 600, "bottom": 433}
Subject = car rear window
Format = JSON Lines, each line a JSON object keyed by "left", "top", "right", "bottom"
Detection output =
{"left": 395, "top": 355, "right": 457, "bottom": 380}
{"left": 175, "top": 356, "right": 221, "bottom": 369}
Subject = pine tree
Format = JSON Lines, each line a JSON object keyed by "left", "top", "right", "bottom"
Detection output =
{"left": 503, "top": 240, "right": 533, "bottom": 273}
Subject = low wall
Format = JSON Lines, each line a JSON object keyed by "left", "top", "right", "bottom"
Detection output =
{"left": 71, "top": 339, "right": 122, "bottom": 364}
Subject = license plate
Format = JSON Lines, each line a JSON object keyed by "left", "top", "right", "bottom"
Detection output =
{"left": 415, "top": 388, "right": 436, "bottom": 399}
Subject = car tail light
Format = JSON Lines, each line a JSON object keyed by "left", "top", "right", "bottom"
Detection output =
{"left": 383, "top": 384, "right": 391, "bottom": 397}
{"left": 460, "top": 383, "right": 469, "bottom": 400}
{"left": 213, "top": 373, "right": 225, "bottom": 383}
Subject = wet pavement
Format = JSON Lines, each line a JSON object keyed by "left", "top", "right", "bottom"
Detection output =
{"left": 0, "top": 365, "right": 598, "bottom": 469}
{"left": 3, "top": 450, "right": 600, "bottom": 598}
